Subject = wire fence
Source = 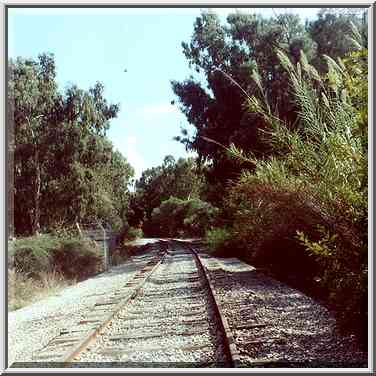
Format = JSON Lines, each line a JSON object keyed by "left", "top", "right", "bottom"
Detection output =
{"left": 76, "top": 221, "right": 117, "bottom": 271}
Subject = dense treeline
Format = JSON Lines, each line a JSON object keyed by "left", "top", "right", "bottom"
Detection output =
{"left": 133, "top": 9, "right": 367, "bottom": 343}
{"left": 9, "top": 53, "right": 134, "bottom": 236}
{"left": 9, "top": 54, "right": 135, "bottom": 310}
{"left": 127, "top": 155, "right": 218, "bottom": 238}
{"left": 171, "top": 9, "right": 367, "bottom": 202}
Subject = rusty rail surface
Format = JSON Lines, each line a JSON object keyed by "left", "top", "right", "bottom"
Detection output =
{"left": 32, "top": 240, "right": 239, "bottom": 367}
{"left": 32, "top": 245, "right": 167, "bottom": 364}
{"left": 175, "top": 241, "right": 241, "bottom": 368}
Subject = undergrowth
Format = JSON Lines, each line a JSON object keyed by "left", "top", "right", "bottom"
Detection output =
{"left": 9, "top": 234, "right": 102, "bottom": 310}
{"left": 8, "top": 269, "right": 72, "bottom": 311}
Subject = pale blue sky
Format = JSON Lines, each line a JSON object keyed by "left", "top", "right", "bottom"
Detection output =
{"left": 8, "top": 7, "right": 320, "bottom": 180}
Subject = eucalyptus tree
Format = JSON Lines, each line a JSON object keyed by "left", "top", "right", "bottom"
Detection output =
{"left": 171, "top": 10, "right": 366, "bottom": 202}
{"left": 171, "top": 11, "right": 315, "bottom": 197}
{"left": 9, "top": 53, "right": 58, "bottom": 234}
{"left": 130, "top": 156, "right": 204, "bottom": 227}
{"left": 9, "top": 53, "right": 133, "bottom": 235}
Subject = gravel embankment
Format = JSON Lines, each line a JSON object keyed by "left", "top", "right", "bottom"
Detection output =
{"left": 8, "top": 248, "right": 159, "bottom": 367}
{"left": 198, "top": 253, "right": 368, "bottom": 368}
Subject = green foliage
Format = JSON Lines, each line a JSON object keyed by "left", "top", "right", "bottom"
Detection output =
{"left": 131, "top": 156, "right": 205, "bottom": 230}
{"left": 205, "top": 227, "right": 232, "bottom": 255}
{"left": 296, "top": 225, "right": 367, "bottom": 333}
{"left": 182, "top": 197, "right": 219, "bottom": 237}
{"left": 150, "top": 197, "right": 187, "bottom": 237}
{"left": 171, "top": 10, "right": 367, "bottom": 342}
{"left": 13, "top": 234, "right": 60, "bottom": 277}
{"left": 117, "top": 223, "right": 144, "bottom": 249}
{"left": 172, "top": 10, "right": 366, "bottom": 203}
{"left": 125, "top": 226, "right": 144, "bottom": 241}
{"left": 308, "top": 9, "right": 367, "bottom": 72}
{"left": 221, "top": 178, "right": 322, "bottom": 281}
{"left": 243, "top": 47, "right": 367, "bottom": 226}
{"left": 9, "top": 53, "right": 134, "bottom": 236}
{"left": 52, "top": 238, "right": 102, "bottom": 280}
{"left": 215, "top": 38, "right": 368, "bottom": 339}
{"left": 12, "top": 234, "right": 102, "bottom": 280}
{"left": 149, "top": 196, "right": 218, "bottom": 238}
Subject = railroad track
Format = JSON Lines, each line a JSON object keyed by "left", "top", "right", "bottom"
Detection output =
{"left": 190, "top": 249, "right": 292, "bottom": 367}
{"left": 31, "top": 241, "right": 235, "bottom": 367}
{"left": 191, "top": 250, "right": 366, "bottom": 368}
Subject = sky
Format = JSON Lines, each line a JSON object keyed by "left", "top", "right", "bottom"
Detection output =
{"left": 8, "top": 7, "right": 321, "bottom": 180}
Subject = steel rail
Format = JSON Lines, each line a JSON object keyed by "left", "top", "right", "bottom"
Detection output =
{"left": 31, "top": 246, "right": 167, "bottom": 365}
{"left": 33, "top": 240, "right": 239, "bottom": 367}
{"left": 60, "top": 252, "right": 167, "bottom": 363}
{"left": 174, "top": 240, "right": 242, "bottom": 368}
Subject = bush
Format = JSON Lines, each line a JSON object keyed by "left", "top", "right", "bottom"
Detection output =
{"left": 246, "top": 48, "right": 367, "bottom": 339}
{"left": 11, "top": 234, "right": 102, "bottom": 280}
{"left": 214, "top": 42, "right": 367, "bottom": 342}
{"left": 205, "top": 227, "right": 233, "bottom": 256}
{"left": 126, "top": 227, "right": 143, "bottom": 241}
{"left": 222, "top": 179, "right": 323, "bottom": 283}
{"left": 149, "top": 196, "right": 218, "bottom": 238}
{"left": 51, "top": 238, "right": 102, "bottom": 280}
{"left": 149, "top": 197, "right": 187, "bottom": 237}
{"left": 297, "top": 225, "right": 367, "bottom": 338}
{"left": 12, "top": 234, "right": 60, "bottom": 277}
{"left": 118, "top": 223, "right": 144, "bottom": 244}
{"left": 183, "top": 199, "right": 219, "bottom": 237}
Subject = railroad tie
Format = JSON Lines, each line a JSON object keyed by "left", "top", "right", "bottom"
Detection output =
{"left": 108, "top": 328, "right": 208, "bottom": 341}
{"left": 234, "top": 323, "right": 267, "bottom": 330}
{"left": 98, "top": 342, "right": 214, "bottom": 357}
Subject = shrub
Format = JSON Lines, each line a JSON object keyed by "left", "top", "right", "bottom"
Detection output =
{"left": 51, "top": 238, "right": 102, "bottom": 280}
{"left": 150, "top": 197, "right": 187, "bottom": 237}
{"left": 215, "top": 37, "right": 367, "bottom": 341}
{"left": 126, "top": 226, "right": 143, "bottom": 241}
{"left": 149, "top": 196, "right": 218, "bottom": 238}
{"left": 205, "top": 227, "right": 233, "bottom": 256}
{"left": 183, "top": 199, "right": 219, "bottom": 237}
{"left": 244, "top": 48, "right": 367, "bottom": 338}
{"left": 296, "top": 225, "right": 367, "bottom": 338}
{"left": 117, "top": 223, "right": 144, "bottom": 244}
{"left": 223, "top": 178, "right": 322, "bottom": 283}
{"left": 12, "top": 234, "right": 60, "bottom": 277}
{"left": 11, "top": 234, "right": 102, "bottom": 280}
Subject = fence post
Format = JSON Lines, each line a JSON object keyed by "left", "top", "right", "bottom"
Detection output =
{"left": 98, "top": 222, "right": 110, "bottom": 271}
{"left": 76, "top": 222, "right": 82, "bottom": 236}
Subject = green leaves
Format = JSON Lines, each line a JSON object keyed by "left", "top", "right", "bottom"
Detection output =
{"left": 225, "top": 23, "right": 367, "bottom": 338}
{"left": 172, "top": 10, "right": 318, "bottom": 194}
{"left": 132, "top": 156, "right": 205, "bottom": 229}
{"left": 10, "top": 53, "right": 132, "bottom": 235}
{"left": 150, "top": 196, "right": 218, "bottom": 238}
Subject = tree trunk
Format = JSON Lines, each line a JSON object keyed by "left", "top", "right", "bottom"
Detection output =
{"left": 31, "top": 150, "right": 41, "bottom": 235}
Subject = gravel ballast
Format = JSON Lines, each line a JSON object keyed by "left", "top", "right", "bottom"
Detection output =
{"left": 197, "top": 252, "right": 368, "bottom": 368}
{"left": 76, "top": 246, "right": 230, "bottom": 366}
{"left": 8, "top": 247, "right": 159, "bottom": 367}
{"left": 8, "top": 241, "right": 368, "bottom": 369}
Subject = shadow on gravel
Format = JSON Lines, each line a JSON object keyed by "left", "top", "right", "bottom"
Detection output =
{"left": 12, "top": 360, "right": 367, "bottom": 368}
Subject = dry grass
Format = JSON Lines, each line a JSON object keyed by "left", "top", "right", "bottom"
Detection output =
{"left": 8, "top": 269, "right": 74, "bottom": 311}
